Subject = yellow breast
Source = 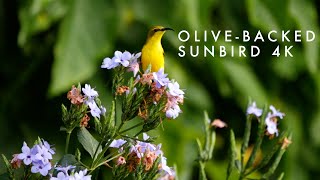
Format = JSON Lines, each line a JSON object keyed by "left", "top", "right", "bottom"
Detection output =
{"left": 141, "top": 42, "right": 164, "bottom": 72}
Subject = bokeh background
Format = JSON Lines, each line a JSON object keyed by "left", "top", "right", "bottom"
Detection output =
{"left": 1, "top": 0, "right": 320, "bottom": 179}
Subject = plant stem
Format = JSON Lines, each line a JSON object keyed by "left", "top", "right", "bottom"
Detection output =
{"left": 119, "top": 122, "right": 144, "bottom": 134}
{"left": 92, "top": 136, "right": 104, "bottom": 165}
{"left": 240, "top": 116, "right": 252, "bottom": 178}
{"left": 91, "top": 122, "right": 125, "bottom": 169}
{"left": 199, "top": 161, "right": 207, "bottom": 180}
{"left": 65, "top": 130, "right": 72, "bottom": 154}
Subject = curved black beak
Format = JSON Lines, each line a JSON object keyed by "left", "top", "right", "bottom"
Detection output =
{"left": 162, "top": 27, "right": 174, "bottom": 31}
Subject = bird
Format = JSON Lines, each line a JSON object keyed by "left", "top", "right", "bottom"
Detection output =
{"left": 141, "top": 26, "right": 173, "bottom": 72}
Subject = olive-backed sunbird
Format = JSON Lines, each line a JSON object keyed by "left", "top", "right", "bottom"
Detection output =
{"left": 141, "top": 26, "right": 173, "bottom": 72}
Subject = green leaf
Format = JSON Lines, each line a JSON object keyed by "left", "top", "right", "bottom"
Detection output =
{"left": 57, "top": 154, "right": 79, "bottom": 167}
{"left": 208, "top": 130, "right": 216, "bottom": 160}
{"left": 223, "top": 61, "right": 267, "bottom": 103}
{"left": 196, "top": 138, "right": 204, "bottom": 159}
{"left": 1, "top": 154, "right": 13, "bottom": 178}
{"left": 277, "top": 172, "right": 285, "bottom": 180}
{"left": 1, "top": 154, "right": 10, "bottom": 170}
{"left": 18, "top": 0, "right": 68, "bottom": 47}
{"left": 241, "top": 116, "right": 252, "bottom": 167}
{"left": 103, "top": 100, "right": 115, "bottom": 133}
{"left": 77, "top": 127, "right": 102, "bottom": 159}
{"left": 289, "top": 0, "right": 319, "bottom": 74}
{"left": 49, "top": 0, "right": 117, "bottom": 96}
{"left": 227, "top": 129, "right": 238, "bottom": 180}
{"left": 245, "top": 106, "right": 267, "bottom": 170}
{"left": 94, "top": 117, "right": 102, "bottom": 134}
{"left": 246, "top": 0, "right": 280, "bottom": 33}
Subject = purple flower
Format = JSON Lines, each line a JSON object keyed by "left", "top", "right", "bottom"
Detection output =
{"left": 167, "top": 81, "right": 184, "bottom": 97}
{"left": 101, "top": 56, "right": 120, "bottom": 69}
{"left": 159, "top": 156, "right": 174, "bottom": 176}
{"left": 82, "top": 84, "right": 98, "bottom": 102}
{"left": 266, "top": 120, "right": 278, "bottom": 136}
{"left": 155, "top": 144, "right": 163, "bottom": 156}
{"left": 87, "top": 101, "right": 102, "bottom": 119}
{"left": 247, "top": 102, "right": 263, "bottom": 117}
{"left": 110, "top": 139, "right": 127, "bottom": 148}
{"left": 33, "top": 145, "right": 53, "bottom": 164}
{"left": 131, "top": 52, "right": 141, "bottom": 61}
{"left": 100, "top": 106, "right": 106, "bottom": 115}
{"left": 41, "top": 139, "right": 55, "bottom": 155}
{"left": 129, "top": 134, "right": 160, "bottom": 158}
{"left": 74, "top": 169, "right": 91, "bottom": 180}
{"left": 153, "top": 68, "right": 170, "bottom": 88}
{"left": 50, "top": 172, "right": 70, "bottom": 180}
{"left": 101, "top": 51, "right": 141, "bottom": 70}
{"left": 17, "top": 142, "right": 33, "bottom": 165}
{"left": 143, "top": 133, "right": 150, "bottom": 141}
{"left": 165, "top": 104, "right": 181, "bottom": 119}
{"left": 55, "top": 165, "right": 76, "bottom": 175}
{"left": 128, "top": 59, "right": 140, "bottom": 77}
{"left": 18, "top": 139, "right": 55, "bottom": 177}
{"left": 269, "top": 105, "right": 285, "bottom": 119}
{"left": 31, "top": 161, "right": 52, "bottom": 176}
{"left": 114, "top": 51, "right": 131, "bottom": 67}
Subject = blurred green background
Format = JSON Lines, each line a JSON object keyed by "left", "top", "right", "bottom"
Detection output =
{"left": 1, "top": 0, "right": 320, "bottom": 179}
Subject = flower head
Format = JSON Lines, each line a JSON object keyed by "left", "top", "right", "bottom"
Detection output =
{"left": 140, "top": 72, "right": 154, "bottom": 85}
{"left": 73, "top": 169, "right": 91, "bottom": 180}
{"left": 165, "top": 104, "right": 181, "bottom": 119}
{"left": 143, "top": 133, "right": 150, "bottom": 141}
{"left": 264, "top": 105, "right": 285, "bottom": 138}
{"left": 116, "top": 86, "right": 130, "bottom": 96}
{"left": 41, "top": 139, "right": 55, "bottom": 155}
{"left": 87, "top": 101, "right": 102, "bottom": 119}
{"left": 18, "top": 139, "right": 55, "bottom": 176}
{"left": 269, "top": 105, "right": 285, "bottom": 119}
{"left": 114, "top": 51, "right": 131, "bottom": 67}
{"left": 80, "top": 114, "right": 90, "bottom": 127}
{"left": 110, "top": 139, "right": 127, "bottom": 148}
{"left": 11, "top": 154, "right": 22, "bottom": 169}
{"left": 82, "top": 84, "right": 98, "bottom": 102}
{"left": 17, "top": 142, "right": 33, "bottom": 165}
{"left": 117, "top": 156, "right": 126, "bottom": 165}
{"left": 101, "top": 56, "right": 120, "bottom": 69}
{"left": 265, "top": 118, "right": 278, "bottom": 137}
{"left": 159, "top": 156, "right": 174, "bottom": 176}
{"left": 153, "top": 69, "right": 170, "bottom": 88}
{"left": 128, "top": 59, "right": 140, "bottom": 77}
{"left": 31, "top": 161, "right": 52, "bottom": 176}
{"left": 167, "top": 81, "right": 184, "bottom": 97}
{"left": 55, "top": 165, "right": 76, "bottom": 175}
{"left": 101, "top": 51, "right": 141, "bottom": 70}
{"left": 50, "top": 172, "right": 70, "bottom": 180}
{"left": 247, "top": 102, "right": 263, "bottom": 117}
{"left": 67, "top": 85, "right": 83, "bottom": 105}
{"left": 33, "top": 145, "right": 53, "bottom": 164}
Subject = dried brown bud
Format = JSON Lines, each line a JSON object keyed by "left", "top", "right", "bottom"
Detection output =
{"left": 67, "top": 85, "right": 84, "bottom": 105}
{"left": 117, "top": 156, "right": 126, "bottom": 165}
{"left": 116, "top": 86, "right": 130, "bottom": 96}
{"left": 140, "top": 73, "right": 154, "bottom": 85}
{"left": 80, "top": 114, "right": 90, "bottom": 127}
{"left": 10, "top": 154, "right": 22, "bottom": 169}
{"left": 143, "top": 150, "right": 156, "bottom": 171}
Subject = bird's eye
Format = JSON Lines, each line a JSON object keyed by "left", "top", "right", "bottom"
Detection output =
{"left": 153, "top": 28, "right": 160, "bottom": 32}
